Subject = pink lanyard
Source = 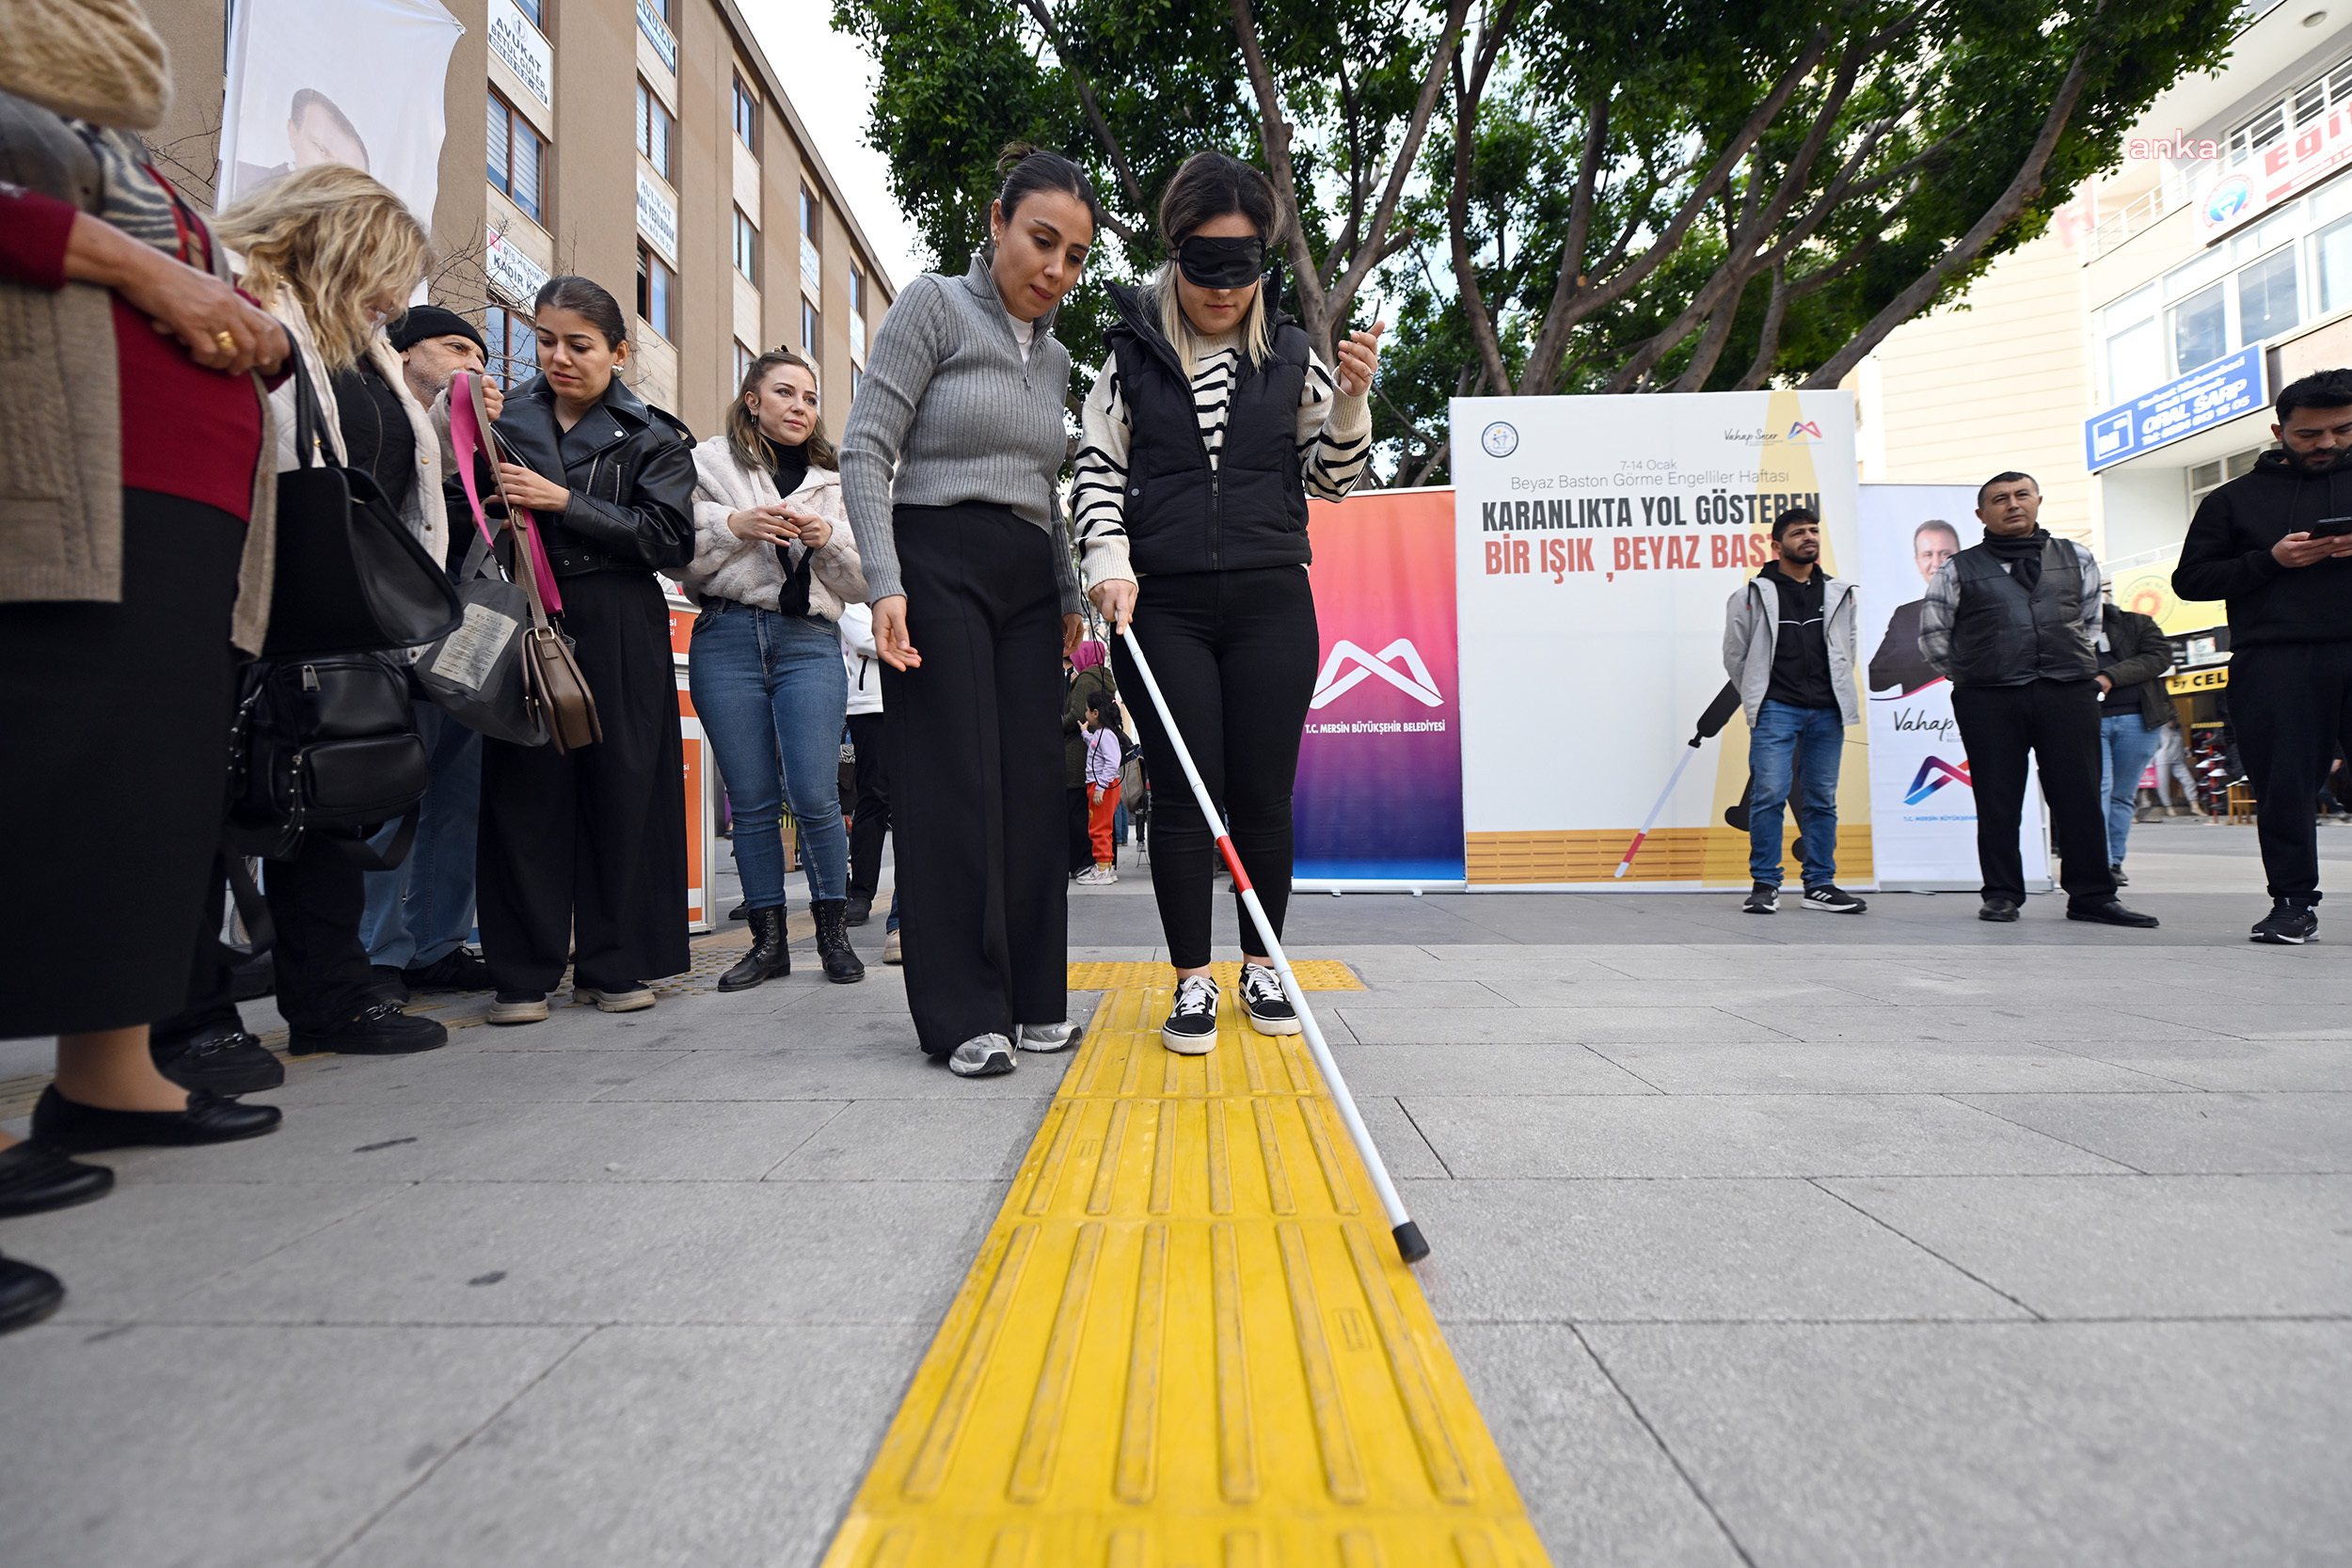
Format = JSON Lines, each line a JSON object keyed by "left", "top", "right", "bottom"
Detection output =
{"left": 449, "top": 371, "right": 564, "bottom": 612}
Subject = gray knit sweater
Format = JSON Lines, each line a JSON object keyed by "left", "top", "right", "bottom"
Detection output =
{"left": 839, "top": 255, "right": 1082, "bottom": 614}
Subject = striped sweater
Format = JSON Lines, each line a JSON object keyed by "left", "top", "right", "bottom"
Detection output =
{"left": 1072, "top": 330, "right": 1372, "bottom": 590}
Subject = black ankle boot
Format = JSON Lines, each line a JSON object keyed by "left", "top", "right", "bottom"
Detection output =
{"left": 813, "top": 898, "right": 866, "bottom": 984}
{"left": 718, "top": 906, "right": 789, "bottom": 991}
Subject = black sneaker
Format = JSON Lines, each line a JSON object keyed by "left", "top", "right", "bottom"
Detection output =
{"left": 1800, "top": 885, "right": 1867, "bottom": 914}
{"left": 1742, "top": 881, "right": 1778, "bottom": 914}
{"left": 1239, "top": 963, "right": 1301, "bottom": 1037}
{"left": 2110, "top": 863, "right": 2130, "bottom": 888}
{"left": 845, "top": 894, "right": 873, "bottom": 927}
{"left": 369, "top": 964, "right": 411, "bottom": 1003}
{"left": 1161, "top": 974, "right": 1219, "bottom": 1055}
{"left": 289, "top": 998, "right": 450, "bottom": 1056}
{"left": 402, "top": 947, "right": 492, "bottom": 992}
{"left": 151, "top": 1022, "right": 285, "bottom": 1095}
{"left": 2251, "top": 897, "right": 2319, "bottom": 945}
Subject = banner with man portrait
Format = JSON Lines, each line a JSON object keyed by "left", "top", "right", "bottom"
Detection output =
{"left": 216, "top": 0, "right": 463, "bottom": 228}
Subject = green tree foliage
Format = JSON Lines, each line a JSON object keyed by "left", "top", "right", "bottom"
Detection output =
{"left": 834, "top": 0, "right": 2235, "bottom": 482}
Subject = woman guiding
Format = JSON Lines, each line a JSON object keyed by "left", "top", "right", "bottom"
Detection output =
{"left": 684, "top": 346, "right": 866, "bottom": 990}
{"left": 1074, "top": 150, "right": 1382, "bottom": 1053}
{"left": 839, "top": 146, "right": 1098, "bottom": 1078}
{"left": 474, "top": 276, "right": 699, "bottom": 1025}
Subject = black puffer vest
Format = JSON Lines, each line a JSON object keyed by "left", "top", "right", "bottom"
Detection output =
{"left": 1105, "top": 281, "right": 1312, "bottom": 575}
{"left": 1947, "top": 536, "right": 2096, "bottom": 688}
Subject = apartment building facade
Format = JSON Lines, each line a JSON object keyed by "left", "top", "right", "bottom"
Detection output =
{"left": 144, "top": 0, "right": 894, "bottom": 441}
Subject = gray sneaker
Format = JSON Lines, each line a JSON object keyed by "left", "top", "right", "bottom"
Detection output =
{"left": 947, "top": 1033, "right": 1017, "bottom": 1077}
{"left": 1017, "top": 1021, "right": 1082, "bottom": 1053}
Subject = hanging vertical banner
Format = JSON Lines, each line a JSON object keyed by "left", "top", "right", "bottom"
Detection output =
{"left": 1857, "top": 484, "right": 2054, "bottom": 890}
{"left": 1451, "top": 390, "right": 1870, "bottom": 889}
{"left": 217, "top": 0, "right": 464, "bottom": 226}
{"left": 1294, "top": 488, "right": 1465, "bottom": 888}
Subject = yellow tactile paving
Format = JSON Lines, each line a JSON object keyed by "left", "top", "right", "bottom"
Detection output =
{"left": 1067, "top": 959, "right": 1367, "bottom": 992}
{"left": 818, "top": 982, "right": 1551, "bottom": 1568}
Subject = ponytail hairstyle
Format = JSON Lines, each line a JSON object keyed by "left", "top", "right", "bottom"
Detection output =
{"left": 1150, "top": 149, "right": 1279, "bottom": 379}
{"left": 988, "top": 141, "right": 1104, "bottom": 253}
{"left": 532, "top": 275, "right": 628, "bottom": 349}
{"left": 726, "top": 344, "right": 839, "bottom": 476}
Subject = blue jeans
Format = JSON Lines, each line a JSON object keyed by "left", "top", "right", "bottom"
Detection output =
{"left": 689, "top": 600, "right": 850, "bottom": 908}
{"left": 1747, "top": 699, "right": 1844, "bottom": 887}
{"left": 360, "top": 701, "right": 482, "bottom": 969}
{"left": 2098, "top": 708, "right": 2164, "bottom": 865}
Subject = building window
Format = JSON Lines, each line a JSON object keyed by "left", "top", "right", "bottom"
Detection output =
{"left": 513, "top": 0, "right": 545, "bottom": 22}
{"left": 2190, "top": 450, "right": 2263, "bottom": 513}
{"left": 732, "top": 71, "right": 759, "bottom": 152}
{"left": 802, "top": 296, "right": 821, "bottom": 359}
{"left": 637, "top": 0, "right": 675, "bottom": 70}
{"left": 2319, "top": 214, "right": 2352, "bottom": 314}
{"left": 800, "top": 182, "right": 822, "bottom": 292}
{"left": 850, "top": 361, "right": 860, "bottom": 399}
{"left": 2169, "top": 282, "right": 2227, "bottom": 376}
{"left": 732, "top": 207, "right": 759, "bottom": 284}
{"left": 487, "top": 92, "right": 544, "bottom": 223}
{"left": 485, "top": 305, "right": 539, "bottom": 386}
{"left": 635, "top": 80, "right": 673, "bottom": 181}
{"left": 734, "top": 339, "right": 755, "bottom": 388}
{"left": 2237, "top": 245, "right": 2300, "bottom": 345}
{"left": 2228, "top": 55, "right": 2352, "bottom": 167}
{"left": 850, "top": 263, "right": 867, "bottom": 359}
{"left": 637, "top": 240, "right": 675, "bottom": 341}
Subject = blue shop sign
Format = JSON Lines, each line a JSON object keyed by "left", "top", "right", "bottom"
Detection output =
{"left": 2085, "top": 346, "right": 2265, "bottom": 472}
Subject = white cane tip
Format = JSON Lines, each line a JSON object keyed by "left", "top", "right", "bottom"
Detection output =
{"left": 1613, "top": 863, "right": 1629, "bottom": 879}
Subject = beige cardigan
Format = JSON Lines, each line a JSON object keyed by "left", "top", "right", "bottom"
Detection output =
{"left": 682, "top": 434, "right": 866, "bottom": 618}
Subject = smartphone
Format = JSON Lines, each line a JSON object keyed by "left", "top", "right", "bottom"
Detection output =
{"left": 2310, "top": 515, "right": 2352, "bottom": 537}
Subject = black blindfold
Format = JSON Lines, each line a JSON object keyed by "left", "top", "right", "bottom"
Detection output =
{"left": 1177, "top": 234, "right": 1266, "bottom": 290}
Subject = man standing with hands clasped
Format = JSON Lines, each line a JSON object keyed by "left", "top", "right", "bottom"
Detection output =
{"left": 1921, "top": 473, "right": 2159, "bottom": 927}
{"left": 2173, "top": 369, "right": 2352, "bottom": 943}
{"left": 1724, "top": 506, "right": 1867, "bottom": 914}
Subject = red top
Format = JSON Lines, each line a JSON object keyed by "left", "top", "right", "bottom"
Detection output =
{"left": 0, "top": 182, "right": 265, "bottom": 522}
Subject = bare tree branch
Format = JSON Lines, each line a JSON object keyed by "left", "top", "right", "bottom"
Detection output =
{"left": 1019, "top": 0, "right": 1146, "bottom": 237}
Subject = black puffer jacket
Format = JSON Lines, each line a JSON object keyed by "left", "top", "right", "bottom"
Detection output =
{"left": 2172, "top": 447, "right": 2352, "bottom": 646}
{"left": 472, "top": 372, "right": 696, "bottom": 578}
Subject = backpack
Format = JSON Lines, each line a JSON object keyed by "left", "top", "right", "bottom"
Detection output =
{"left": 227, "top": 653, "right": 428, "bottom": 866}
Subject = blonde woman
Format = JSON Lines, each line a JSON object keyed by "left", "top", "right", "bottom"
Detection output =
{"left": 167, "top": 164, "right": 455, "bottom": 1059}
{"left": 684, "top": 346, "right": 868, "bottom": 988}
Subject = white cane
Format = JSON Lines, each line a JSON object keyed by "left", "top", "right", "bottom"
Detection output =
{"left": 1117, "top": 624, "right": 1429, "bottom": 1263}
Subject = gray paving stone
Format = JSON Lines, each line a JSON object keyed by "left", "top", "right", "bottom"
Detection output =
{"left": 1327, "top": 1039, "right": 1661, "bottom": 1097}
{"left": 0, "top": 1323, "right": 582, "bottom": 1568}
{"left": 158, "top": 1180, "right": 1003, "bottom": 1327}
{"left": 592, "top": 1041, "right": 1074, "bottom": 1100}
{"left": 1589, "top": 1039, "right": 2189, "bottom": 1095}
{"left": 262, "top": 1045, "right": 691, "bottom": 1106}
{"left": 1820, "top": 1174, "right": 2352, "bottom": 1318}
{"left": 2052, "top": 1038, "right": 2352, "bottom": 1092}
{"left": 1716, "top": 1005, "right": 2229, "bottom": 1043}
{"left": 1473, "top": 974, "right": 1862, "bottom": 1007}
{"left": 1444, "top": 1323, "right": 1747, "bottom": 1568}
{"left": 1337, "top": 1006, "right": 1792, "bottom": 1045}
{"left": 1406, "top": 1178, "right": 2026, "bottom": 1323}
{"left": 1323, "top": 978, "right": 1521, "bottom": 1008}
{"left": 764, "top": 1097, "right": 1054, "bottom": 1180}
{"left": 2120, "top": 1001, "right": 2352, "bottom": 1039}
{"left": 335, "top": 1323, "right": 924, "bottom": 1568}
{"left": 1581, "top": 1321, "right": 2352, "bottom": 1568}
{"left": 1952, "top": 1091, "right": 2352, "bottom": 1173}
{"left": 1401, "top": 1094, "right": 2131, "bottom": 1179}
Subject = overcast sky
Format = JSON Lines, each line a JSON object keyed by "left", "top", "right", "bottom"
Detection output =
{"left": 737, "top": 0, "right": 930, "bottom": 292}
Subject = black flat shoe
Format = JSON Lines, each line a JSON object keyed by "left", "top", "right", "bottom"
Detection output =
{"left": 0, "top": 1255, "right": 64, "bottom": 1335}
{"left": 30, "top": 1085, "right": 281, "bottom": 1154}
{"left": 1979, "top": 898, "right": 2020, "bottom": 922}
{"left": 2068, "top": 900, "right": 2160, "bottom": 928}
{"left": 151, "top": 1022, "right": 285, "bottom": 1096}
{"left": 0, "top": 1141, "right": 115, "bottom": 1219}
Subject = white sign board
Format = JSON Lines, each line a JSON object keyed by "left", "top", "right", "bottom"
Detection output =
{"left": 484, "top": 225, "right": 548, "bottom": 306}
{"left": 1856, "top": 484, "right": 2053, "bottom": 891}
{"left": 486, "top": 0, "right": 551, "bottom": 108}
{"left": 217, "top": 0, "right": 463, "bottom": 228}
{"left": 637, "top": 171, "right": 680, "bottom": 264}
{"left": 1451, "top": 390, "right": 1869, "bottom": 889}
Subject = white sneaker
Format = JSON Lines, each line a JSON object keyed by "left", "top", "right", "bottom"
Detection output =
{"left": 574, "top": 984, "right": 656, "bottom": 1012}
{"left": 1073, "top": 865, "right": 1118, "bottom": 885}
{"left": 1017, "top": 1021, "right": 1082, "bottom": 1053}
{"left": 1161, "top": 974, "right": 1219, "bottom": 1054}
{"left": 948, "top": 1033, "right": 1017, "bottom": 1077}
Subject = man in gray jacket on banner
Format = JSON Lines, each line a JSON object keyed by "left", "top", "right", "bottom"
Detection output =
{"left": 1724, "top": 506, "right": 1867, "bottom": 915}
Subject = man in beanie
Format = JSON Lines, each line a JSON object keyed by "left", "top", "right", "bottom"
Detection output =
{"left": 388, "top": 303, "right": 488, "bottom": 408}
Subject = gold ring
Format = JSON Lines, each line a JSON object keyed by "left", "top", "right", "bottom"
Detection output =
{"left": 213, "top": 330, "right": 236, "bottom": 353}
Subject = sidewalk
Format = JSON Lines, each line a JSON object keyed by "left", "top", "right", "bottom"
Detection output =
{"left": 2, "top": 828, "right": 2347, "bottom": 1566}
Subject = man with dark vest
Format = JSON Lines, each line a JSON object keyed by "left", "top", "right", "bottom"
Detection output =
{"left": 1918, "top": 472, "right": 2159, "bottom": 927}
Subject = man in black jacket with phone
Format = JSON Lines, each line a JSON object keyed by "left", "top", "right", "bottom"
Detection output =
{"left": 2174, "top": 368, "right": 2352, "bottom": 943}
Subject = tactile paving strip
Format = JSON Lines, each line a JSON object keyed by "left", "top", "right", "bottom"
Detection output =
{"left": 818, "top": 982, "right": 1550, "bottom": 1567}
{"left": 1067, "top": 960, "right": 1367, "bottom": 993}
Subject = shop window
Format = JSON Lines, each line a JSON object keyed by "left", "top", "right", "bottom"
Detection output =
{"left": 635, "top": 80, "right": 673, "bottom": 181}
{"left": 2169, "top": 282, "right": 2226, "bottom": 375}
{"left": 733, "top": 207, "right": 759, "bottom": 284}
{"left": 487, "top": 92, "right": 544, "bottom": 224}
{"left": 733, "top": 72, "right": 760, "bottom": 153}
{"left": 637, "top": 240, "right": 675, "bottom": 341}
{"left": 2238, "top": 245, "right": 2299, "bottom": 345}
{"left": 486, "top": 305, "right": 538, "bottom": 387}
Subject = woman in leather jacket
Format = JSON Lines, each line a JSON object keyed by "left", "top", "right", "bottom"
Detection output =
{"left": 470, "top": 275, "right": 699, "bottom": 1024}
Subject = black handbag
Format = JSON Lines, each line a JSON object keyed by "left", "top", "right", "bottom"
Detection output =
{"left": 415, "top": 529, "right": 550, "bottom": 746}
{"left": 227, "top": 653, "right": 429, "bottom": 865}
{"left": 262, "top": 349, "right": 463, "bottom": 657}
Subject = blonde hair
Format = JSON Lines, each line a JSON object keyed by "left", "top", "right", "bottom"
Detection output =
{"left": 215, "top": 165, "right": 429, "bottom": 372}
{"left": 726, "top": 345, "right": 838, "bottom": 476}
{"left": 1150, "top": 265, "right": 1272, "bottom": 383}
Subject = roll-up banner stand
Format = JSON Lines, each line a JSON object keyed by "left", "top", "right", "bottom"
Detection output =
{"left": 1449, "top": 390, "right": 1871, "bottom": 890}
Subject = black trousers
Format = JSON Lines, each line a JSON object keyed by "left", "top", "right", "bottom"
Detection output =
{"left": 847, "top": 710, "right": 891, "bottom": 901}
{"left": 2229, "top": 641, "right": 2352, "bottom": 900}
{"left": 477, "top": 571, "right": 690, "bottom": 993}
{"left": 1066, "top": 786, "right": 1094, "bottom": 875}
{"left": 1109, "top": 566, "right": 1319, "bottom": 970}
{"left": 1950, "top": 677, "right": 2116, "bottom": 908}
{"left": 0, "top": 493, "right": 245, "bottom": 1037}
{"left": 878, "top": 503, "right": 1067, "bottom": 1054}
{"left": 262, "top": 840, "right": 375, "bottom": 1032}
